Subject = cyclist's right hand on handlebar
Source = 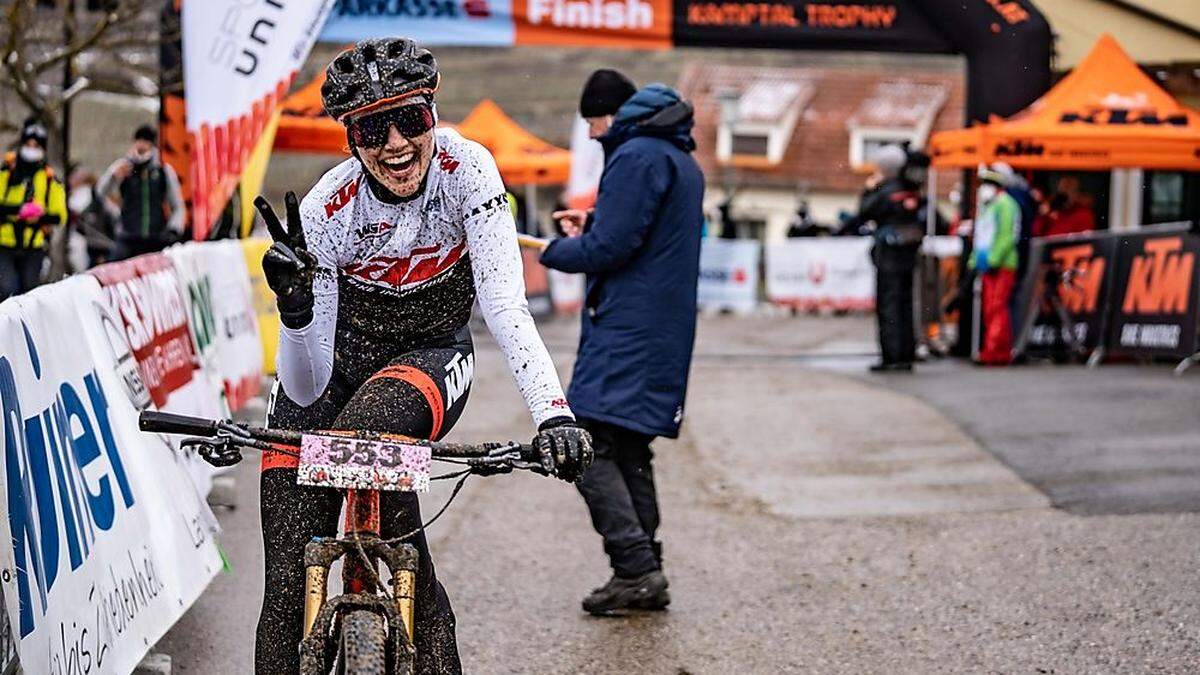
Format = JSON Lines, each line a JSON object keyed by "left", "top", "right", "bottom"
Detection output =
{"left": 534, "top": 418, "right": 593, "bottom": 482}
{"left": 255, "top": 191, "right": 317, "bottom": 329}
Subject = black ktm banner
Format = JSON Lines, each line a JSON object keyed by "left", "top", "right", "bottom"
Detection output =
{"left": 1019, "top": 232, "right": 1119, "bottom": 358}
{"left": 1107, "top": 230, "right": 1200, "bottom": 358}
{"left": 673, "top": 0, "right": 952, "bottom": 53}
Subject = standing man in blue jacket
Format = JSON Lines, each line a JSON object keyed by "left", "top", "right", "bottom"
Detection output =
{"left": 542, "top": 71, "right": 704, "bottom": 615}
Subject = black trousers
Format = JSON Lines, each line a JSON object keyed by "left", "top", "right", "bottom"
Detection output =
{"left": 576, "top": 419, "right": 661, "bottom": 578}
{"left": 0, "top": 249, "right": 43, "bottom": 300}
{"left": 874, "top": 246, "right": 918, "bottom": 365}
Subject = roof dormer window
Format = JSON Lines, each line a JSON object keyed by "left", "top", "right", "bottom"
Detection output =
{"left": 716, "top": 78, "right": 813, "bottom": 168}
{"left": 847, "top": 81, "right": 948, "bottom": 168}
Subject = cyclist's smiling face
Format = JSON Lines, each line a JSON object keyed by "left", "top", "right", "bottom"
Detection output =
{"left": 354, "top": 100, "right": 435, "bottom": 198}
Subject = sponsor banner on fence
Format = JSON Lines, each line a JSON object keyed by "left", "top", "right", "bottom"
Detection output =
{"left": 1019, "top": 232, "right": 1120, "bottom": 357}
{"left": 1107, "top": 229, "right": 1199, "bottom": 358}
{"left": 0, "top": 276, "right": 222, "bottom": 675}
{"left": 698, "top": 238, "right": 760, "bottom": 313}
{"left": 547, "top": 268, "right": 584, "bottom": 314}
{"left": 765, "top": 237, "right": 875, "bottom": 311}
{"left": 242, "top": 238, "right": 281, "bottom": 375}
{"left": 321, "top": 0, "right": 516, "bottom": 45}
{"left": 168, "top": 242, "right": 263, "bottom": 412}
{"left": 90, "top": 254, "right": 227, "bottom": 493}
{"left": 184, "top": 0, "right": 333, "bottom": 236}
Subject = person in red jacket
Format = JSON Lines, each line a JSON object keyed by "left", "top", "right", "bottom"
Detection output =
{"left": 1033, "top": 176, "right": 1095, "bottom": 237}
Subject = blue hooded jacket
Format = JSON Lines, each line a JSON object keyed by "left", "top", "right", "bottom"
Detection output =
{"left": 541, "top": 84, "right": 705, "bottom": 438}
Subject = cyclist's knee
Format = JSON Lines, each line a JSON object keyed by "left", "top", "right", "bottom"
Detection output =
{"left": 335, "top": 374, "right": 436, "bottom": 438}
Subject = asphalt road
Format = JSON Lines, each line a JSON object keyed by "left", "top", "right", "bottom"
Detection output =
{"left": 157, "top": 315, "right": 1200, "bottom": 673}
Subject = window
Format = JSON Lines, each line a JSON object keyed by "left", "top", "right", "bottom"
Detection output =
{"left": 715, "top": 77, "right": 813, "bottom": 167}
{"left": 1142, "top": 171, "right": 1200, "bottom": 225}
{"left": 846, "top": 81, "right": 947, "bottom": 169}
{"left": 731, "top": 134, "right": 769, "bottom": 156}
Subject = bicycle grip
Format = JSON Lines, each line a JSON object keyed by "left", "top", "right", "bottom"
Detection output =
{"left": 139, "top": 411, "right": 220, "bottom": 437}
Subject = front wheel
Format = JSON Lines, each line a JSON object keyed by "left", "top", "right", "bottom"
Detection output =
{"left": 336, "top": 610, "right": 388, "bottom": 674}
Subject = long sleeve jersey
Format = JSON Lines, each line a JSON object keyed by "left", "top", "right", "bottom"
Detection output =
{"left": 277, "top": 128, "right": 572, "bottom": 426}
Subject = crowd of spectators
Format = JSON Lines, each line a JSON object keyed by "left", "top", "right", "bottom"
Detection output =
{"left": 0, "top": 119, "right": 185, "bottom": 301}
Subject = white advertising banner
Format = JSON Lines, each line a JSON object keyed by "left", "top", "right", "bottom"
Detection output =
{"left": 0, "top": 276, "right": 222, "bottom": 675}
{"left": 321, "top": 0, "right": 516, "bottom": 45}
{"left": 698, "top": 239, "right": 760, "bottom": 313}
{"left": 547, "top": 269, "right": 584, "bottom": 314}
{"left": 90, "top": 255, "right": 226, "bottom": 495}
{"left": 168, "top": 242, "right": 262, "bottom": 413}
{"left": 766, "top": 238, "right": 876, "bottom": 312}
{"left": 183, "top": 0, "right": 334, "bottom": 234}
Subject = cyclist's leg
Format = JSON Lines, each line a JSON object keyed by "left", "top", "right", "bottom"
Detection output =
{"left": 256, "top": 380, "right": 350, "bottom": 674}
{"left": 576, "top": 419, "right": 659, "bottom": 578}
{"left": 331, "top": 334, "right": 473, "bottom": 674}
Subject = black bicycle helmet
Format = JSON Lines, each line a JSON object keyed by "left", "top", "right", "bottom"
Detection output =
{"left": 321, "top": 38, "right": 440, "bottom": 123}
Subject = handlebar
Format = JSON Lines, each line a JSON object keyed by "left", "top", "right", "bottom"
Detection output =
{"left": 139, "top": 410, "right": 542, "bottom": 469}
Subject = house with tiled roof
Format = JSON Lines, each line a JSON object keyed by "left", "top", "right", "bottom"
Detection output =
{"left": 677, "top": 63, "right": 965, "bottom": 241}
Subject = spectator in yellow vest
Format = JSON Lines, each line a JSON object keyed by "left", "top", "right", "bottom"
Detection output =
{"left": 0, "top": 118, "right": 66, "bottom": 300}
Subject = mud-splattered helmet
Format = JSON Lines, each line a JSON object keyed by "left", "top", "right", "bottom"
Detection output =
{"left": 321, "top": 38, "right": 439, "bottom": 123}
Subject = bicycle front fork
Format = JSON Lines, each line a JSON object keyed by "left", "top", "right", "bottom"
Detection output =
{"left": 302, "top": 489, "right": 419, "bottom": 643}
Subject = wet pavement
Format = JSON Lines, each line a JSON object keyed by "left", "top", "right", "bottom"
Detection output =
{"left": 158, "top": 314, "right": 1200, "bottom": 673}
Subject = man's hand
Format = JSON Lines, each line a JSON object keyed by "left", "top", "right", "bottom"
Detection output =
{"left": 533, "top": 417, "right": 593, "bottom": 482}
{"left": 113, "top": 159, "right": 133, "bottom": 180}
{"left": 552, "top": 209, "right": 588, "bottom": 238}
{"left": 255, "top": 191, "right": 317, "bottom": 329}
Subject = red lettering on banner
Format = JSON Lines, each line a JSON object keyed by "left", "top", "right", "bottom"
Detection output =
{"left": 805, "top": 4, "right": 896, "bottom": 29}
{"left": 90, "top": 255, "right": 196, "bottom": 407}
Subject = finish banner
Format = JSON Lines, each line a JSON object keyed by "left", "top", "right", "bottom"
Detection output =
{"left": 316, "top": 1, "right": 1049, "bottom": 122}
{"left": 183, "top": 0, "right": 334, "bottom": 237}
{"left": 0, "top": 276, "right": 221, "bottom": 675}
{"left": 1107, "top": 229, "right": 1200, "bottom": 358}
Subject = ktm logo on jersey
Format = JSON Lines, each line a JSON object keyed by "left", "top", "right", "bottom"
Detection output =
{"left": 344, "top": 241, "right": 467, "bottom": 289}
{"left": 1122, "top": 237, "right": 1195, "bottom": 315}
{"left": 438, "top": 150, "right": 460, "bottom": 174}
{"left": 1050, "top": 244, "right": 1106, "bottom": 314}
{"left": 325, "top": 178, "right": 361, "bottom": 217}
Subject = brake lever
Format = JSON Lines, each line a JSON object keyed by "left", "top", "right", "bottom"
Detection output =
{"left": 181, "top": 436, "right": 244, "bottom": 467}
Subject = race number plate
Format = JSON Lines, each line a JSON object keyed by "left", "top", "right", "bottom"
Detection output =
{"left": 296, "top": 435, "right": 432, "bottom": 492}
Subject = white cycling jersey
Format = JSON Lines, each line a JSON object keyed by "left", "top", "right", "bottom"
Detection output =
{"left": 276, "top": 128, "right": 571, "bottom": 426}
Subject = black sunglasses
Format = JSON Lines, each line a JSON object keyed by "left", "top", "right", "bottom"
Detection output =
{"left": 349, "top": 103, "right": 435, "bottom": 148}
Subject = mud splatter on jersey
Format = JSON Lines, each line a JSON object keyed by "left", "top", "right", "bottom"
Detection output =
{"left": 276, "top": 128, "right": 571, "bottom": 426}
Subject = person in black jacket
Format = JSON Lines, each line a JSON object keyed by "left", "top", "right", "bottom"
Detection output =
{"left": 97, "top": 125, "right": 185, "bottom": 259}
{"left": 857, "top": 145, "right": 931, "bottom": 372}
{"left": 542, "top": 73, "right": 704, "bottom": 615}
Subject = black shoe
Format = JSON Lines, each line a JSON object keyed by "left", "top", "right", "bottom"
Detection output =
{"left": 582, "top": 570, "right": 668, "bottom": 615}
{"left": 869, "top": 361, "right": 913, "bottom": 372}
{"left": 632, "top": 586, "right": 671, "bottom": 611}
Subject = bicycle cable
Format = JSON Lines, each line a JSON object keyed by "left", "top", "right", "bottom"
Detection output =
{"left": 348, "top": 470, "right": 474, "bottom": 600}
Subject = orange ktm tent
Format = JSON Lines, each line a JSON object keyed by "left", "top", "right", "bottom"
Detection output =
{"left": 273, "top": 74, "right": 570, "bottom": 185}
{"left": 930, "top": 34, "right": 1200, "bottom": 171}
{"left": 453, "top": 99, "right": 570, "bottom": 185}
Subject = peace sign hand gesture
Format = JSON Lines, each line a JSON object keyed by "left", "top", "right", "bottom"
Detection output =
{"left": 255, "top": 191, "right": 317, "bottom": 329}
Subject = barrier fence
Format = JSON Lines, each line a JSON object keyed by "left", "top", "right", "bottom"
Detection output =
{"left": 0, "top": 239, "right": 279, "bottom": 674}
{"left": 1016, "top": 223, "right": 1200, "bottom": 363}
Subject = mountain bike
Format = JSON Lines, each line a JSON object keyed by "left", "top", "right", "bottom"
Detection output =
{"left": 139, "top": 410, "right": 548, "bottom": 675}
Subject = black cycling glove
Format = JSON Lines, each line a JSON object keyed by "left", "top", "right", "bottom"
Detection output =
{"left": 255, "top": 191, "right": 317, "bottom": 329}
{"left": 533, "top": 417, "right": 593, "bottom": 483}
